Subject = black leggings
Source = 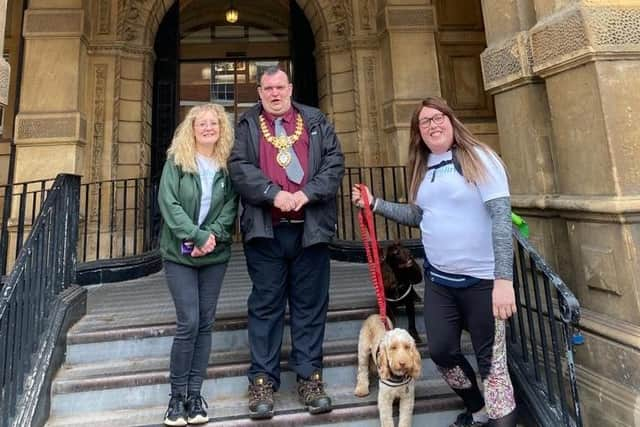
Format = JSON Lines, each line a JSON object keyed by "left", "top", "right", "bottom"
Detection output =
{"left": 424, "top": 277, "right": 516, "bottom": 425}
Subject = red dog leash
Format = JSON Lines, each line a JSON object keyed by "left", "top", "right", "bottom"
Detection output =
{"left": 356, "top": 184, "right": 390, "bottom": 330}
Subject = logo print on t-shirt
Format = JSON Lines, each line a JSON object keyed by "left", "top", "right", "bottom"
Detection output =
{"left": 427, "top": 163, "right": 455, "bottom": 182}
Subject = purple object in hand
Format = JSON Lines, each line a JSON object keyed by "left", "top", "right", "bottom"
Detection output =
{"left": 181, "top": 240, "right": 194, "bottom": 255}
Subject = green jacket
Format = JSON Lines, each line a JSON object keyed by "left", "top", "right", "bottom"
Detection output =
{"left": 158, "top": 157, "right": 239, "bottom": 266}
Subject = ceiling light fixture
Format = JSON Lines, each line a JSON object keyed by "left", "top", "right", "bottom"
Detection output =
{"left": 225, "top": 1, "right": 239, "bottom": 24}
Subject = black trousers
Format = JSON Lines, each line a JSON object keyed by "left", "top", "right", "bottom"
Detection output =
{"left": 164, "top": 260, "right": 228, "bottom": 396}
{"left": 424, "top": 277, "right": 516, "bottom": 424}
{"left": 244, "top": 223, "right": 330, "bottom": 390}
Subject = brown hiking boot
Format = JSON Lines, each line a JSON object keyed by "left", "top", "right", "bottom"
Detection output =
{"left": 248, "top": 374, "right": 274, "bottom": 419}
{"left": 297, "top": 371, "right": 332, "bottom": 414}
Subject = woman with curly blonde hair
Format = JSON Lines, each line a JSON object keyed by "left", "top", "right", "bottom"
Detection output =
{"left": 158, "top": 103, "right": 238, "bottom": 426}
{"left": 353, "top": 97, "right": 517, "bottom": 427}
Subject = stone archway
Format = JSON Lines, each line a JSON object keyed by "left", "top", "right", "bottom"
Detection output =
{"left": 112, "top": 0, "right": 357, "bottom": 182}
{"left": 14, "top": 0, "right": 444, "bottom": 182}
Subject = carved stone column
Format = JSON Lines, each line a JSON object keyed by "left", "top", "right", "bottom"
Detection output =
{"left": 528, "top": 2, "right": 640, "bottom": 426}
{"left": 0, "top": 0, "right": 10, "bottom": 116}
{"left": 480, "top": 1, "right": 573, "bottom": 278}
{"left": 347, "top": 0, "right": 381, "bottom": 166}
{"left": 298, "top": 0, "right": 359, "bottom": 165}
{"left": 377, "top": 0, "right": 440, "bottom": 165}
{"left": 13, "top": 7, "right": 88, "bottom": 182}
{"left": 0, "top": 0, "right": 11, "bottom": 187}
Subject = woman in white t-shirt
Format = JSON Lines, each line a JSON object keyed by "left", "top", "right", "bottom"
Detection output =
{"left": 352, "top": 97, "right": 517, "bottom": 427}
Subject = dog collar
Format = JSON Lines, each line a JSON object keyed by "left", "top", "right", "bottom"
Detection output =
{"left": 385, "top": 283, "right": 415, "bottom": 302}
{"left": 380, "top": 374, "right": 412, "bottom": 388}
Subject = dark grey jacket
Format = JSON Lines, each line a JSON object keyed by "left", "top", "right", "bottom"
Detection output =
{"left": 229, "top": 102, "right": 345, "bottom": 247}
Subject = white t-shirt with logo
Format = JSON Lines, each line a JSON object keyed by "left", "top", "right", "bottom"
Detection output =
{"left": 196, "top": 154, "right": 219, "bottom": 226}
{"left": 415, "top": 148, "right": 509, "bottom": 280}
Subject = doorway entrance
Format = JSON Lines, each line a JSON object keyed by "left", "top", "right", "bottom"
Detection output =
{"left": 179, "top": 59, "right": 291, "bottom": 124}
{"left": 151, "top": 0, "right": 317, "bottom": 181}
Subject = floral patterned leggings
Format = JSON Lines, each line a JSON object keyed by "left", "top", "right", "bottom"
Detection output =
{"left": 424, "top": 278, "right": 517, "bottom": 426}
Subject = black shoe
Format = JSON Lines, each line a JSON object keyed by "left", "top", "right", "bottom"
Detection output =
{"left": 164, "top": 395, "right": 187, "bottom": 427}
{"left": 248, "top": 374, "right": 275, "bottom": 419}
{"left": 185, "top": 394, "right": 209, "bottom": 425}
{"left": 450, "top": 411, "right": 489, "bottom": 427}
{"left": 297, "top": 371, "right": 332, "bottom": 414}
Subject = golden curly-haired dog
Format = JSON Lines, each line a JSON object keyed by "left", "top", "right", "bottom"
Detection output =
{"left": 354, "top": 314, "right": 422, "bottom": 427}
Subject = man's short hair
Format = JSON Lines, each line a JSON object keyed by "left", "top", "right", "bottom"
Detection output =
{"left": 258, "top": 66, "right": 291, "bottom": 86}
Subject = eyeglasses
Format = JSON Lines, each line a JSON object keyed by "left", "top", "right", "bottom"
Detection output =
{"left": 418, "top": 113, "right": 446, "bottom": 129}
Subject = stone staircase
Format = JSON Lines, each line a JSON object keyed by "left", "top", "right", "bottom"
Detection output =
{"left": 45, "top": 249, "right": 472, "bottom": 426}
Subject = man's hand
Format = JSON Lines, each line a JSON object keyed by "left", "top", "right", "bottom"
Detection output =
{"left": 292, "top": 191, "right": 309, "bottom": 212}
{"left": 274, "top": 191, "right": 296, "bottom": 212}
{"left": 492, "top": 279, "right": 516, "bottom": 320}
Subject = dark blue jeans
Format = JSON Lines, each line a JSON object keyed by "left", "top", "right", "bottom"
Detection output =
{"left": 164, "top": 260, "right": 228, "bottom": 396}
{"left": 244, "top": 223, "right": 330, "bottom": 390}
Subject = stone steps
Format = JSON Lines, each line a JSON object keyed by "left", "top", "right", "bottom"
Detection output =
{"left": 47, "top": 394, "right": 463, "bottom": 427}
{"left": 46, "top": 255, "right": 475, "bottom": 426}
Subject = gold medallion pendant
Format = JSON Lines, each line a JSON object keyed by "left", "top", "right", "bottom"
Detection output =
{"left": 259, "top": 113, "right": 305, "bottom": 169}
{"left": 276, "top": 149, "right": 292, "bottom": 167}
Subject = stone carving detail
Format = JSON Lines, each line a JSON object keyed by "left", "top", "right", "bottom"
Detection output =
{"left": 17, "top": 117, "right": 77, "bottom": 139}
{"left": 531, "top": 8, "right": 588, "bottom": 69}
{"left": 99, "top": 0, "right": 112, "bottom": 34}
{"left": 91, "top": 65, "right": 107, "bottom": 183}
{"left": 363, "top": 55, "right": 379, "bottom": 162}
{"left": 329, "top": 0, "right": 352, "bottom": 37}
{"left": 112, "top": 56, "right": 121, "bottom": 178}
{"left": 118, "top": 0, "right": 144, "bottom": 42}
{"left": 24, "top": 11, "right": 82, "bottom": 34}
{"left": 581, "top": 244, "right": 621, "bottom": 296}
{"left": 0, "top": 59, "right": 10, "bottom": 106}
{"left": 387, "top": 8, "right": 433, "bottom": 28}
{"left": 481, "top": 32, "right": 534, "bottom": 91}
{"left": 531, "top": 5, "right": 640, "bottom": 74}
{"left": 87, "top": 65, "right": 108, "bottom": 222}
{"left": 360, "top": 0, "right": 371, "bottom": 31}
{"left": 584, "top": 6, "right": 640, "bottom": 47}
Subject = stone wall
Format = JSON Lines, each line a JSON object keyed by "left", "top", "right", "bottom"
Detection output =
{"left": 480, "top": 1, "right": 640, "bottom": 426}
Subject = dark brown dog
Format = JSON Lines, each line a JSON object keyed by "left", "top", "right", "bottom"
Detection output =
{"left": 381, "top": 242, "right": 423, "bottom": 343}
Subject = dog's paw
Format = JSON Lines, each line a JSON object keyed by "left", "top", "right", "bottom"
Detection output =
{"left": 354, "top": 384, "right": 370, "bottom": 397}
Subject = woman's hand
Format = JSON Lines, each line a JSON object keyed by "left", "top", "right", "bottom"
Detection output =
{"left": 192, "top": 234, "right": 216, "bottom": 257}
{"left": 492, "top": 279, "right": 516, "bottom": 320}
{"left": 351, "top": 184, "right": 373, "bottom": 208}
{"left": 191, "top": 246, "right": 205, "bottom": 257}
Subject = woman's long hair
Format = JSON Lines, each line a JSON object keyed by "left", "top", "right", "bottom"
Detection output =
{"left": 407, "top": 97, "right": 505, "bottom": 202}
{"left": 167, "top": 103, "right": 234, "bottom": 173}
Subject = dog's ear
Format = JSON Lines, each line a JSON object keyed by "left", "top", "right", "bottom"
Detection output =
{"left": 377, "top": 344, "right": 391, "bottom": 380}
{"left": 382, "top": 263, "right": 396, "bottom": 290}
{"left": 408, "top": 342, "right": 422, "bottom": 379}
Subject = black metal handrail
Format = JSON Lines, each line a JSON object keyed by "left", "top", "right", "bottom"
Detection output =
{"left": 77, "top": 177, "right": 159, "bottom": 263}
{"left": 0, "top": 174, "right": 80, "bottom": 426}
{"left": 336, "top": 166, "right": 583, "bottom": 426}
{"left": 0, "top": 167, "right": 583, "bottom": 425}
{"left": 509, "top": 227, "right": 582, "bottom": 427}
{"left": 1, "top": 177, "right": 160, "bottom": 279}
{"left": 0, "top": 178, "right": 56, "bottom": 278}
{"left": 336, "top": 166, "right": 420, "bottom": 242}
